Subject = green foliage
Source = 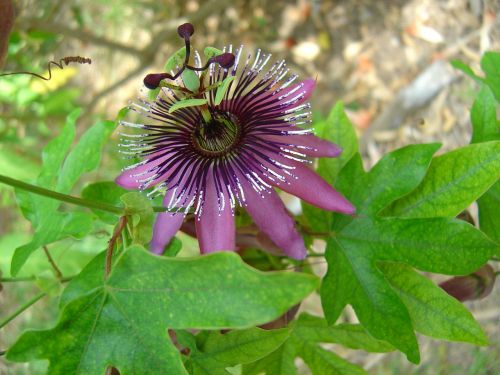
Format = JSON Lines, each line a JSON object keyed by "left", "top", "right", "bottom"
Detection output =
{"left": 7, "top": 246, "right": 319, "bottom": 375}
{"left": 184, "top": 328, "right": 290, "bottom": 374}
{"left": 385, "top": 142, "right": 500, "bottom": 218}
{"left": 243, "top": 314, "right": 392, "bottom": 375}
{"left": 81, "top": 181, "right": 127, "bottom": 224}
{"left": 469, "top": 83, "right": 500, "bottom": 244}
{"left": 11, "top": 111, "right": 114, "bottom": 275}
{"left": 381, "top": 264, "right": 488, "bottom": 345}
{"left": 120, "top": 192, "right": 155, "bottom": 245}
{"left": 320, "top": 142, "right": 497, "bottom": 363}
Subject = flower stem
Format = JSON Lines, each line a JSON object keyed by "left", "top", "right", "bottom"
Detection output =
{"left": 0, "top": 292, "right": 46, "bottom": 329}
{"left": 0, "top": 174, "right": 177, "bottom": 214}
{"left": 0, "top": 174, "right": 123, "bottom": 214}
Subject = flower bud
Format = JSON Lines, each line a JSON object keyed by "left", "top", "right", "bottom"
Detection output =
{"left": 439, "top": 264, "right": 495, "bottom": 302}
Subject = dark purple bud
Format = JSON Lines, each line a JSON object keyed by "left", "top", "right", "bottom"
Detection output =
{"left": 211, "top": 53, "right": 235, "bottom": 69}
{"left": 177, "top": 23, "right": 194, "bottom": 39}
{"left": 143, "top": 73, "right": 170, "bottom": 89}
{"left": 440, "top": 264, "right": 495, "bottom": 302}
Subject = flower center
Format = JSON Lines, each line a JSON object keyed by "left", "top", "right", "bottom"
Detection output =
{"left": 192, "top": 111, "right": 242, "bottom": 157}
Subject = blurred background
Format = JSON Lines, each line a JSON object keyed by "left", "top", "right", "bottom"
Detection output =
{"left": 0, "top": 0, "right": 499, "bottom": 373}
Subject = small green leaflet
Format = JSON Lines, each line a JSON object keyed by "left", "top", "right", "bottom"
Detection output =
{"left": 7, "top": 246, "right": 319, "bottom": 375}
{"left": 214, "top": 76, "right": 235, "bottom": 105}
{"left": 81, "top": 181, "right": 127, "bottom": 225}
{"left": 169, "top": 98, "right": 208, "bottom": 114}
{"left": 385, "top": 141, "right": 500, "bottom": 218}
{"left": 242, "top": 314, "right": 393, "bottom": 375}
{"left": 381, "top": 264, "right": 488, "bottom": 345}
{"left": 469, "top": 85, "right": 500, "bottom": 244}
{"left": 120, "top": 192, "right": 155, "bottom": 246}
{"left": 183, "top": 328, "right": 289, "bottom": 374}
{"left": 11, "top": 111, "right": 114, "bottom": 275}
{"left": 481, "top": 51, "right": 500, "bottom": 101}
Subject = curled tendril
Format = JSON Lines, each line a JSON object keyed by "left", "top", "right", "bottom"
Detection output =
{"left": 0, "top": 56, "right": 92, "bottom": 81}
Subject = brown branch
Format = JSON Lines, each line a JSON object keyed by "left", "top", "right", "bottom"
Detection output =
{"left": 105, "top": 216, "right": 128, "bottom": 279}
{"left": 43, "top": 245, "right": 63, "bottom": 280}
{"left": 18, "top": 18, "right": 144, "bottom": 57}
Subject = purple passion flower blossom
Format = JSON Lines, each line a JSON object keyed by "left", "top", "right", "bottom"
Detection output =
{"left": 116, "top": 23, "right": 355, "bottom": 259}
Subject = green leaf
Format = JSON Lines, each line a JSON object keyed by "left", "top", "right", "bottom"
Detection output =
{"left": 204, "top": 47, "right": 223, "bottom": 60}
{"left": 11, "top": 116, "right": 114, "bottom": 275}
{"left": 353, "top": 144, "right": 440, "bottom": 215}
{"left": 318, "top": 102, "right": 359, "bottom": 184}
{"left": 56, "top": 120, "right": 115, "bottom": 193}
{"left": 243, "top": 314, "right": 378, "bottom": 375}
{"left": 470, "top": 85, "right": 499, "bottom": 144}
{"left": 7, "top": 246, "right": 319, "bottom": 374}
{"left": 120, "top": 192, "right": 154, "bottom": 245}
{"left": 450, "top": 60, "right": 484, "bottom": 84}
{"left": 81, "top": 181, "right": 127, "bottom": 224}
{"left": 302, "top": 103, "right": 358, "bottom": 232}
{"left": 320, "top": 146, "right": 497, "bottom": 363}
{"left": 481, "top": 51, "right": 500, "bottom": 101}
{"left": 163, "top": 237, "right": 182, "bottom": 257}
{"left": 477, "top": 181, "right": 500, "bottom": 245}
{"left": 386, "top": 142, "right": 500, "bottom": 218}
{"left": 186, "top": 328, "right": 289, "bottom": 374}
{"left": 321, "top": 216, "right": 496, "bottom": 363}
{"left": 292, "top": 314, "right": 394, "bottom": 353}
{"left": 169, "top": 98, "right": 208, "bottom": 114}
{"left": 381, "top": 264, "right": 488, "bottom": 345}
{"left": 469, "top": 85, "right": 500, "bottom": 244}
{"left": 292, "top": 339, "right": 366, "bottom": 375}
{"left": 214, "top": 76, "right": 235, "bottom": 105}
{"left": 182, "top": 69, "right": 200, "bottom": 92}
{"left": 164, "top": 46, "right": 186, "bottom": 72}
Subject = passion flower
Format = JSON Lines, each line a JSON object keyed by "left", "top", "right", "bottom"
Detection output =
{"left": 116, "top": 23, "right": 355, "bottom": 259}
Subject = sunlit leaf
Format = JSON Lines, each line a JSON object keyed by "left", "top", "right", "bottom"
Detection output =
{"left": 7, "top": 246, "right": 319, "bottom": 374}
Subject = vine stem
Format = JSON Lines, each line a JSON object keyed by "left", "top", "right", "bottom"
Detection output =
{"left": 43, "top": 246, "right": 63, "bottom": 279}
{"left": 105, "top": 216, "right": 128, "bottom": 279}
{"left": 0, "top": 174, "right": 170, "bottom": 213}
{"left": 0, "top": 292, "right": 46, "bottom": 329}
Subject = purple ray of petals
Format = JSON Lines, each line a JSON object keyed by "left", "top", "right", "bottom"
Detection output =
{"left": 195, "top": 175, "right": 236, "bottom": 254}
{"left": 262, "top": 129, "right": 342, "bottom": 158}
{"left": 241, "top": 78, "right": 316, "bottom": 115}
{"left": 241, "top": 176, "right": 307, "bottom": 259}
{"left": 150, "top": 191, "right": 186, "bottom": 255}
{"left": 266, "top": 158, "right": 355, "bottom": 215}
{"left": 115, "top": 152, "right": 170, "bottom": 190}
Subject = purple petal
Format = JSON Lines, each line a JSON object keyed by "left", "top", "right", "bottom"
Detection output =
{"left": 242, "top": 178, "right": 307, "bottom": 259}
{"left": 115, "top": 152, "right": 169, "bottom": 190}
{"left": 195, "top": 176, "right": 236, "bottom": 254}
{"left": 263, "top": 129, "right": 342, "bottom": 158}
{"left": 269, "top": 161, "right": 355, "bottom": 214}
{"left": 150, "top": 192, "right": 185, "bottom": 255}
